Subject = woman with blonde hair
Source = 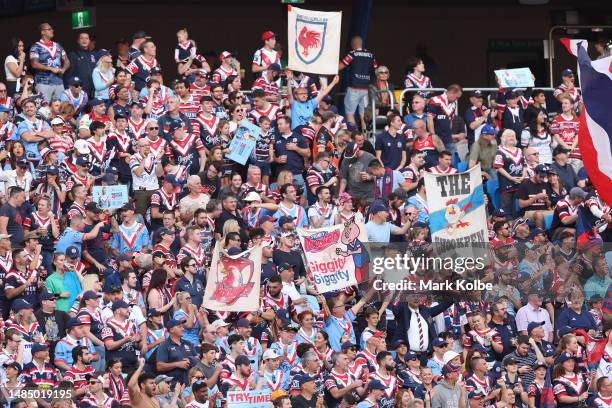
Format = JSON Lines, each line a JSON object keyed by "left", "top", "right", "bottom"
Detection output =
{"left": 495, "top": 128, "right": 526, "bottom": 216}
{"left": 173, "top": 291, "right": 206, "bottom": 349}
{"left": 92, "top": 51, "right": 115, "bottom": 101}
{"left": 221, "top": 219, "right": 240, "bottom": 240}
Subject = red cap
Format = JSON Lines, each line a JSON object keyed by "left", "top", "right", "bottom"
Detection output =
{"left": 262, "top": 31, "right": 276, "bottom": 42}
{"left": 219, "top": 51, "right": 232, "bottom": 61}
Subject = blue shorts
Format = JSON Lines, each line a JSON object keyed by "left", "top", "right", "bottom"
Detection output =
{"left": 344, "top": 87, "right": 369, "bottom": 115}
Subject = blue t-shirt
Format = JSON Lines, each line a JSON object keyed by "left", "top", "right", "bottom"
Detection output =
{"left": 375, "top": 131, "right": 406, "bottom": 169}
{"left": 13, "top": 118, "right": 51, "bottom": 162}
{"left": 365, "top": 221, "right": 392, "bottom": 243}
{"left": 55, "top": 227, "right": 84, "bottom": 254}
{"left": 325, "top": 309, "right": 357, "bottom": 351}
{"left": 291, "top": 98, "right": 318, "bottom": 130}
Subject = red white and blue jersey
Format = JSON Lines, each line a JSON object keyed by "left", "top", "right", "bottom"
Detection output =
{"left": 29, "top": 41, "right": 66, "bottom": 85}
{"left": 553, "top": 84, "right": 582, "bottom": 104}
{"left": 404, "top": 73, "right": 432, "bottom": 89}
{"left": 177, "top": 243, "right": 206, "bottom": 275}
{"left": 0, "top": 97, "right": 16, "bottom": 118}
{"left": 550, "top": 113, "right": 581, "bottom": 159}
{"left": 63, "top": 364, "right": 95, "bottom": 390}
{"left": 252, "top": 76, "right": 280, "bottom": 100}
{"left": 166, "top": 133, "right": 205, "bottom": 175}
{"left": 60, "top": 89, "right": 88, "bottom": 114}
{"left": 81, "top": 392, "right": 120, "bottom": 408}
{"left": 368, "top": 370, "right": 397, "bottom": 408}
{"left": 593, "top": 393, "right": 612, "bottom": 408}
{"left": 465, "top": 374, "right": 493, "bottom": 400}
{"left": 413, "top": 134, "right": 438, "bottom": 168}
{"left": 193, "top": 113, "right": 220, "bottom": 149}
{"left": 126, "top": 55, "right": 161, "bottom": 91}
{"left": 252, "top": 48, "right": 280, "bottom": 69}
{"left": 249, "top": 103, "right": 281, "bottom": 125}
{"left": 493, "top": 146, "right": 524, "bottom": 190}
{"left": 212, "top": 66, "right": 237, "bottom": 84}
{"left": 0, "top": 121, "right": 16, "bottom": 147}
{"left": 353, "top": 348, "right": 378, "bottom": 382}
{"left": 21, "top": 361, "right": 59, "bottom": 388}
{"left": 128, "top": 118, "right": 148, "bottom": 140}
{"left": 111, "top": 222, "right": 150, "bottom": 255}
{"left": 190, "top": 82, "right": 210, "bottom": 100}
{"left": 178, "top": 94, "right": 201, "bottom": 125}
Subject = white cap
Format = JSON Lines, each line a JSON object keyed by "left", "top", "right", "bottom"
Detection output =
{"left": 243, "top": 191, "right": 262, "bottom": 202}
{"left": 443, "top": 350, "right": 460, "bottom": 365}
{"left": 74, "top": 139, "right": 90, "bottom": 155}
{"left": 50, "top": 117, "right": 64, "bottom": 125}
{"left": 262, "top": 349, "right": 282, "bottom": 360}
{"left": 209, "top": 319, "right": 230, "bottom": 330}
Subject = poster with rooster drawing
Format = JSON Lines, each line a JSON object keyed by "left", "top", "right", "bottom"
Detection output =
{"left": 288, "top": 6, "right": 342, "bottom": 75}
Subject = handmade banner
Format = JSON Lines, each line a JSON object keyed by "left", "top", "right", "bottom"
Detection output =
{"left": 202, "top": 243, "right": 262, "bottom": 312}
{"left": 494, "top": 67, "right": 534, "bottom": 88}
{"left": 92, "top": 185, "right": 128, "bottom": 209}
{"left": 227, "top": 389, "right": 271, "bottom": 408}
{"left": 297, "top": 218, "right": 368, "bottom": 293}
{"left": 424, "top": 165, "right": 489, "bottom": 260}
{"left": 561, "top": 38, "right": 612, "bottom": 207}
{"left": 287, "top": 6, "right": 342, "bottom": 75}
{"left": 227, "top": 119, "right": 260, "bottom": 165}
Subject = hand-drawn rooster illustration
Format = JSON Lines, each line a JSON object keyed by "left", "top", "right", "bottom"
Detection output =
{"left": 298, "top": 26, "right": 321, "bottom": 57}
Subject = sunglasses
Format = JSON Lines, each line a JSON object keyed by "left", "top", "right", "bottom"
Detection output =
{"left": 148, "top": 127, "right": 159, "bottom": 130}
{"left": 89, "top": 380, "right": 100, "bottom": 385}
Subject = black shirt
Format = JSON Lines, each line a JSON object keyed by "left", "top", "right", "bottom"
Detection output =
{"left": 272, "top": 249, "right": 306, "bottom": 278}
{"left": 215, "top": 209, "right": 249, "bottom": 245}
{"left": 34, "top": 308, "right": 70, "bottom": 361}
{"left": 0, "top": 203, "right": 24, "bottom": 247}
{"left": 517, "top": 180, "right": 553, "bottom": 212}
{"left": 291, "top": 394, "right": 317, "bottom": 408}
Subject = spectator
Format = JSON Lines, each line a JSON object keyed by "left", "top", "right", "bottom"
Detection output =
{"left": 426, "top": 84, "right": 462, "bottom": 155}
{"left": 4, "top": 38, "right": 27, "bottom": 95}
{"left": 375, "top": 112, "right": 407, "bottom": 171}
{"left": 92, "top": 50, "right": 115, "bottom": 101}
{"left": 29, "top": 23, "right": 70, "bottom": 102}
{"left": 550, "top": 147, "right": 578, "bottom": 191}
{"left": 65, "top": 32, "right": 96, "bottom": 97}
{"left": 553, "top": 69, "right": 582, "bottom": 107}
{"left": 286, "top": 70, "right": 339, "bottom": 130}
{"left": 550, "top": 96, "right": 581, "bottom": 174}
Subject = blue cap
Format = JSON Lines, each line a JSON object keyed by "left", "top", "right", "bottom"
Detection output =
{"left": 12, "top": 299, "right": 33, "bottom": 312}
{"left": 65, "top": 246, "right": 80, "bottom": 260}
{"left": 470, "top": 90, "right": 484, "bottom": 98}
{"left": 561, "top": 68, "right": 574, "bottom": 77}
{"left": 111, "top": 300, "right": 130, "bottom": 312}
{"left": 341, "top": 341, "right": 356, "bottom": 351}
{"left": 367, "top": 379, "right": 387, "bottom": 390}
{"left": 442, "top": 363, "right": 460, "bottom": 375}
{"left": 432, "top": 338, "right": 448, "bottom": 348}
{"left": 40, "top": 291, "right": 56, "bottom": 301}
{"left": 277, "top": 216, "right": 294, "bottom": 226}
{"left": 75, "top": 156, "right": 90, "bottom": 166}
{"left": 236, "top": 318, "right": 250, "bottom": 328}
{"left": 167, "top": 318, "right": 186, "bottom": 329}
{"left": 258, "top": 215, "right": 276, "bottom": 226}
{"left": 276, "top": 308, "right": 292, "bottom": 326}
{"left": 269, "top": 63, "right": 281, "bottom": 73}
{"left": 90, "top": 98, "right": 105, "bottom": 107}
{"left": 505, "top": 90, "right": 519, "bottom": 99}
{"left": 530, "top": 227, "right": 546, "bottom": 238}
{"left": 227, "top": 247, "right": 242, "bottom": 256}
{"left": 67, "top": 317, "right": 86, "bottom": 329}
{"left": 558, "top": 326, "right": 575, "bottom": 336}
{"left": 106, "top": 165, "right": 119, "bottom": 174}
{"left": 68, "top": 76, "right": 82, "bottom": 86}
{"left": 82, "top": 290, "right": 101, "bottom": 301}
{"left": 46, "top": 165, "right": 59, "bottom": 175}
{"left": 296, "top": 373, "right": 317, "bottom": 386}
{"left": 31, "top": 343, "right": 48, "bottom": 354}
{"left": 493, "top": 208, "right": 508, "bottom": 218}
{"left": 405, "top": 351, "right": 418, "bottom": 361}
{"left": 391, "top": 339, "right": 407, "bottom": 349}
{"left": 535, "top": 164, "right": 550, "bottom": 176}
{"left": 555, "top": 352, "right": 577, "bottom": 365}
{"left": 0, "top": 106, "right": 10, "bottom": 113}
{"left": 163, "top": 174, "right": 181, "bottom": 188}
{"left": 481, "top": 124, "right": 496, "bottom": 135}
{"left": 16, "top": 158, "right": 29, "bottom": 168}
{"left": 370, "top": 203, "right": 389, "bottom": 214}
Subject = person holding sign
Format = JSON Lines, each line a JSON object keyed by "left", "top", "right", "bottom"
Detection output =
{"left": 324, "top": 285, "right": 376, "bottom": 351}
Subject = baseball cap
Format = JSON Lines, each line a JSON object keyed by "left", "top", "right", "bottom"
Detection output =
{"left": 45, "top": 165, "right": 59, "bottom": 175}
{"left": 154, "top": 375, "right": 173, "bottom": 384}
{"left": 90, "top": 98, "right": 105, "bottom": 107}
{"left": 362, "top": 330, "right": 384, "bottom": 343}
{"left": 535, "top": 164, "right": 550, "bottom": 176}
{"left": 432, "top": 338, "right": 448, "bottom": 348}
{"left": 163, "top": 174, "right": 181, "bottom": 188}
{"left": 243, "top": 191, "right": 261, "bottom": 202}
{"left": 234, "top": 356, "right": 251, "bottom": 367}
{"left": 533, "top": 361, "right": 547, "bottom": 370}
{"left": 50, "top": 117, "right": 64, "bottom": 125}
{"left": 148, "top": 308, "right": 163, "bottom": 318}
{"left": 209, "top": 319, "right": 230, "bottom": 330}
{"left": 277, "top": 262, "right": 295, "bottom": 274}
{"left": 527, "top": 321, "right": 545, "bottom": 335}
{"left": 492, "top": 208, "right": 508, "bottom": 218}
{"left": 40, "top": 147, "right": 58, "bottom": 160}
{"left": 367, "top": 379, "right": 387, "bottom": 390}
{"left": 470, "top": 90, "right": 485, "bottom": 98}
{"left": 65, "top": 245, "right": 80, "bottom": 260}
{"left": 40, "top": 291, "right": 57, "bottom": 301}
{"left": 342, "top": 341, "right": 357, "bottom": 351}
{"left": 85, "top": 202, "right": 103, "bottom": 213}
{"left": 555, "top": 352, "right": 577, "bottom": 365}
{"left": 405, "top": 351, "right": 419, "bottom": 361}
{"left": 75, "top": 156, "right": 90, "bottom": 166}
{"left": 504, "top": 357, "right": 518, "bottom": 366}
{"left": 12, "top": 299, "right": 33, "bottom": 312}
{"left": 258, "top": 215, "right": 276, "bottom": 226}
{"left": 282, "top": 323, "right": 300, "bottom": 332}
{"left": 481, "top": 124, "right": 496, "bottom": 135}
{"left": 102, "top": 283, "right": 122, "bottom": 294}
{"left": 192, "top": 379, "right": 207, "bottom": 391}
{"left": 150, "top": 67, "right": 162, "bottom": 75}
{"left": 370, "top": 203, "right": 389, "bottom": 214}
{"left": 296, "top": 373, "right": 317, "bottom": 386}
{"left": 68, "top": 76, "right": 82, "bottom": 86}
{"left": 505, "top": 90, "right": 519, "bottom": 99}
{"left": 343, "top": 142, "right": 360, "bottom": 159}
{"left": 278, "top": 216, "right": 294, "bottom": 226}
{"left": 74, "top": 139, "right": 91, "bottom": 155}
{"left": 82, "top": 290, "right": 101, "bottom": 301}
{"left": 219, "top": 51, "right": 232, "bottom": 61}
{"left": 111, "top": 300, "right": 130, "bottom": 312}
{"left": 31, "top": 343, "right": 48, "bottom": 354}
{"left": 527, "top": 287, "right": 543, "bottom": 297}
{"left": 236, "top": 318, "right": 251, "bottom": 328}
{"left": 442, "top": 363, "right": 460, "bottom": 375}
{"left": 167, "top": 319, "right": 187, "bottom": 329}
{"left": 261, "top": 31, "right": 276, "bottom": 41}
{"left": 268, "top": 63, "right": 281, "bottom": 73}
{"left": 133, "top": 30, "right": 151, "bottom": 40}
{"left": 0, "top": 106, "right": 10, "bottom": 113}
{"left": 3, "top": 362, "right": 21, "bottom": 373}
{"left": 16, "top": 158, "right": 29, "bottom": 168}
{"left": 67, "top": 317, "right": 86, "bottom": 329}
{"left": 569, "top": 187, "right": 587, "bottom": 200}
{"left": 391, "top": 339, "right": 407, "bottom": 349}
{"left": 23, "top": 231, "right": 40, "bottom": 241}
{"left": 262, "top": 349, "right": 282, "bottom": 360}
{"left": 443, "top": 350, "right": 461, "bottom": 365}
{"left": 561, "top": 68, "right": 574, "bottom": 77}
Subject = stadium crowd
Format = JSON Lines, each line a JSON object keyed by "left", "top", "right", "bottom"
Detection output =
{"left": 0, "top": 20, "right": 609, "bottom": 408}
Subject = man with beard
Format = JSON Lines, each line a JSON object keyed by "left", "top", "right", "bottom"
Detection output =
{"left": 368, "top": 351, "right": 397, "bottom": 408}
{"left": 308, "top": 186, "right": 337, "bottom": 228}
{"left": 220, "top": 354, "right": 262, "bottom": 398}
{"left": 488, "top": 299, "right": 519, "bottom": 358}
{"left": 273, "top": 184, "right": 308, "bottom": 229}
{"left": 129, "top": 357, "right": 181, "bottom": 408}
{"left": 157, "top": 319, "right": 199, "bottom": 386}
{"left": 325, "top": 351, "right": 364, "bottom": 408}
{"left": 339, "top": 142, "right": 376, "bottom": 203}
{"left": 102, "top": 300, "right": 141, "bottom": 373}
{"left": 63, "top": 345, "right": 95, "bottom": 398}
{"left": 261, "top": 277, "right": 293, "bottom": 323}
{"left": 215, "top": 192, "right": 249, "bottom": 243}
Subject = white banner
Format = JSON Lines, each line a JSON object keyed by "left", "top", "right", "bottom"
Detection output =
{"left": 202, "top": 243, "right": 262, "bottom": 312}
{"left": 423, "top": 165, "right": 489, "bottom": 255}
{"left": 297, "top": 219, "right": 369, "bottom": 293}
{"left": 287, "top": 6, "right": 342, "bottom": 75}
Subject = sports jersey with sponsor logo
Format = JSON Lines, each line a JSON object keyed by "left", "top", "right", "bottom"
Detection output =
{"left": 550, "top": 113, "right": 580, "bottom": 159}
{"left": 29, "top": 41, "right": 66, "bottom": 85}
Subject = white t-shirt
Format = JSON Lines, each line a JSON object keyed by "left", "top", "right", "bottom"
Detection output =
{"left": 129, "top": 153, "right": 159, "bottom": 191}
{"left": 4, "top": 55, "right": 19, "bottom": 82}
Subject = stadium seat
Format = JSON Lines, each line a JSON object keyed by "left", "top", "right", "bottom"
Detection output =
{"left": 457, "top": 161, "right": 468, "bottom": 172}
{"left": 486, "top": 179, "right": 500, "bottom": 209}
{"left": 544, "top": 214, "right": 553, "bottom": 230}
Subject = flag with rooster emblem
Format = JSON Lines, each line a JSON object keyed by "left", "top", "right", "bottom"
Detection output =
{"left": 288, "top": 6, "right": 342, "bottom": 75}
{"left": 424, "top": 165, "right": 489, "bottom": 262}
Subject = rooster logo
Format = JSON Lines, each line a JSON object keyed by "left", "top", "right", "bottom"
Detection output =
{"left": 298, "top": 26, "right": 321, "bottom": 57}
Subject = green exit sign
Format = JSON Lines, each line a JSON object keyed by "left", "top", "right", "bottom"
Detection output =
{"left": 281, "top": 0, "right": 305, "bottom": 3}
{"left": 71, "top": 9, "right": 92, "bottom": 29}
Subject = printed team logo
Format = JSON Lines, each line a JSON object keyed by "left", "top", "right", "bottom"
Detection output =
{"left": 295, "top": 16, "right": 326, "bottom": 64}
{"left": 303, "top": 229, "right": 340, "bottom": 252}
{"left": 211, "top": 253, "right": 255, "bottom": 305}
{"left": 444, "top": 197, "right": 472, "bottom": 234}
